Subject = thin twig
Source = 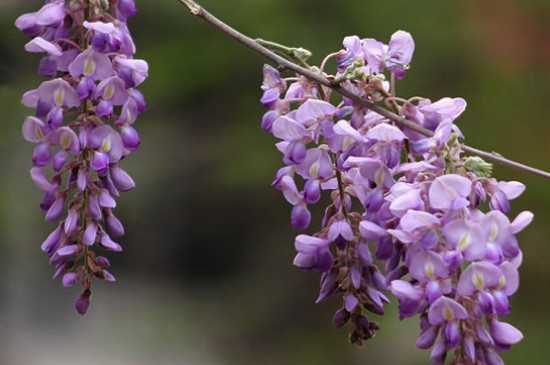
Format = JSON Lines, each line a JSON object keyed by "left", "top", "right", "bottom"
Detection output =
{"left": 176, "top": 0, "right": 550, "bottom": 181}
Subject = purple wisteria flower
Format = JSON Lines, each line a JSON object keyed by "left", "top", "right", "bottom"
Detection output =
{"left": 259, "top": 30, "right": 533, "bottom": 363}
{"left": 16, "top": 0, "right": 147, "bottom": 315}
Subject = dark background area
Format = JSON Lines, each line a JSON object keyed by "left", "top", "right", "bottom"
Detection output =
{"left": 0, "top": 0, "right": 549, "bottom": 364}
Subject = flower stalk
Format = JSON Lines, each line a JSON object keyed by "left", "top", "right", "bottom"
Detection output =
{"left": 16, "top": 0, "right": 148, "bottom": 314}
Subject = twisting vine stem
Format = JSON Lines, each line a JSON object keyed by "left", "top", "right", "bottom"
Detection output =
{"left": 176, "top": 0, "right": 550, "bottom": 181}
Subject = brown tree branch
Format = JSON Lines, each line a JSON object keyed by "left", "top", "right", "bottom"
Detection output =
{"left": 177, "top": 0, "right": 550, "bottom": 181}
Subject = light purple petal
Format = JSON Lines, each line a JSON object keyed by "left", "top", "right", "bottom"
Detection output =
{"left": 295, "top": 99, "right": 338, "bottom": 127}
{"left": 366, "top": 123, "right": 407, "bottom": 142}
{"left": 497, "top": 181, "right": 525, "bottom": 200}
{"left": 400, "top": 210, "right": 439, "bottom": 233}
{"left": 390, "top": 280, "right": 423, "bottom": 302}
{"left": 30, "top": 167, "right": 55, "bottom": 192}
{"left": 363, "top": 39, "right": 385, "bottom": 73}
{"left": 429, "top": 174, "right": 472, "bottom": 211}
{"left": 22, "top": 116, "right": 46, "bottom": 143}
{"left": 442, "top": 219, "right": 486, "bottom": 260}
{"left": 428, "top": 296, "right": 468, "bottom": 325}
{"left": 409, "top": 250, "right": 448, "bottom": 282}
{"left": 36, "top": 1, "right": 66, "bottom": 26}
{"left": 344, "top": 294, "right": 359, "bottom": 312}
{"left": 333, "top": 120, "right": 364, "bottom": 142}
{"left": 69, "top": 47, "right": 114, "bottom": 80}
{"left": 510, "top": 211, "right": 534, "bottom": 234}
{"left": 457, "top": 262, "right": 502, "bottom": 296}
{"left": 499, "top": 261, "right": 519, "bottom": 296}
{"left": 294, "top": 235, "right": 329, "bottom": 254}
{"left": 490, "top": 320, "right": 523, "bottom": 345}
{"left": 359, "top": 220, "right": 387, "bottom": 240}
{"left": 279, "top": 175, "right": 302, "bottom": 205}
{"left": 272, "top": 115, "right": 307, "bottom": 141}
{"left": 83, "top": 222, "right": 98, "bottom": 246}
{"left": 25, "top": 37, "right": 62, "bottom": 56}
{"left": 38, "top": 78, "right": 80, "bottom": 108}
{"left": 387, "top": 30, "right": 415, "bottom": 70}
{"left": 115, "top": 57, "right": 149, "bottom": 86}
{"left": 328, "top": 220, "right": 354, "bottom": 241}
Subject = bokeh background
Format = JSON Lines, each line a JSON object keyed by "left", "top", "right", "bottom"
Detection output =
{"left": 1, "top": 0, "right": 549, "bottom": 364}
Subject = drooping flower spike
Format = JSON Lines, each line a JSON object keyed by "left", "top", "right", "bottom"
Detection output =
{"left": 260, "top": 30, "right": 532, "bottom": 363}
{"left": 16, "top": 0, "right": 147, "bottom": 315}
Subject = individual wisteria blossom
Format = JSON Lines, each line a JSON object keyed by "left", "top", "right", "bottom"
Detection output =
{"left": 259, "top": 30, "right": 533, "bottom": 363}
{"left": 16, "top": 0, "right": 147, "bottom": 315}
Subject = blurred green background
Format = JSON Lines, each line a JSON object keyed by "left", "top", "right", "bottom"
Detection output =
{"left": 1, "top": 0, "right": 549, "bottom": 364}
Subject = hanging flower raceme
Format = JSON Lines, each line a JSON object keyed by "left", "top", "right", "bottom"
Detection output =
{"left": 16, "top": 0, "right": 147, "bottom": 315}
{"left": 260, "top": 30, "right": 532, "bottom": 363}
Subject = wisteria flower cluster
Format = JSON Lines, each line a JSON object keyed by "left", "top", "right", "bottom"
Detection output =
{"left": 16, "top": 0, "right": 147, "bottom": 315}
{"left": 260, "top": 31, "right": 533, "bottom": 364}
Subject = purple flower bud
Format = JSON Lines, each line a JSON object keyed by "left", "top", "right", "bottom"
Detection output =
{"left": 492, "top": 290, "right": 510, "bottom": 316}
{"left": 100, "top": 233, "right": 123, "bottom": 252}
{"left": 476, "top": 324, "right": 495, "bottom": 346}
{"left": 426, "top": 281, "right": 442, "bottom": 304}
{"left": 56, "top": 244, "right": 80, "bottom": 257}
{"left": 129, "top": 89, "right": 146, "bottom": 112}
{"left": 99, "top": 189, "right": 116, "bottom": 208}
{"left": 291, "top": 204, "right": 311, "bottom": 230}
{"left": 110, "top": 165, "right": 135, "bottom": 191}
{"left": 46, "top": 196, "right": 64, "bottom": 222}
{"left": 30, "top": 167, "right": 55, "bottom": 192}
{"left": 88, "top": 194, "right": 102, "bottom": 221}
{"left": 478, "top": 291, "right": 494, "bottom": 314}
{"left": 118, "top": 0, "right": 138, "bottom": 19}
{"left": 41, "top": 225, "right": 62, "bottom": 253}
{"left": 91, "top": 151, "right": 109, "bottom": 174}
{"left": 32, "top": 143, "right": 51, "bottom": 167}
{"left": 344, "top": 294, "right": 359, "bottom": 312}
{"left": 304, "top": 179, "right": 321, "bottom": 204}
{"left": 445, "top": 321, "right": 461, "bottom": 348}
{"left": 82, "top": 222, "right": 98, "bottom": 246}
{"left": 75, "top": 289, "right": 91, "bottom": 316}
{"left": 120, "top": 125, "right": 140, "bottom": 150}
{"left": 491, "top": 320, "right": 524, "bottom": 346}
{"left": 261, "top": 110, "right": 278, "bottom": 132}
{"left": 95, "top": 256, "right": 111, "bottom": 268}
{"left": 47, "top": 107, "right": 64, "bottom": 128}
{"left": 490, "top": 191, "right": 511, "bottom": 213}
{"left": 91, "top": 33, "right": 109, "bottom": 52}
{"left": 79, "top": 128, "right": 88, "bottom": 149}
{"left": 316, "top": 271, "right": 337, "bottom": 304}
{"left": 62, "top": 272, "right": 78, "bottom": 287}
{"left": 485, "top": 349, "right": 504, "bottom": 365}
{"left": 464, "top": 335, "right": 476, "bottom": 362}
{"left": 64, "top": 208, "right": 79, "bottom": 234}
{"left": 40, "top": 191, "right": 56, "bottom": 212}
{"left": 375, "top": 237, "right": 393, "bottom": 260}
{"left": 76, "top": 77, "right": 96, "bottom": 99}
{"left": 287, "top": 142, "right": 306, "bottom": 164}
{"left": 485, "top": 243, "right": 502, "bottom": 264}
{"left": 333, "top": 307, "right": 350, "bottom": 328}
{"left": 38, "top": 57, "right": 57, "bottom": 77}
{"left": 100, "top": 174, "right": 120, "bottom": 198}
{"left": 77, "top": 167, "right": 87, "bottom": 192}
{"left": 357, "top": 243, "right": 373, "bottom": 266}
{"left": 430, "top": 337, "right": 446, "bottom": 364}
{"left": 96, "top": 100, "right": 113, "bottom": 117}
{"left": 106, "top": 214, "right": 125, "bottom": 237}
{"left": 416, "top": 326, "right": 439, "bottom": 349}
{"left": 53, "top": 151, "right": 68, "bottom": 172}
{"left": 102, "top": 270, "right": 117, "bottom": 282}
